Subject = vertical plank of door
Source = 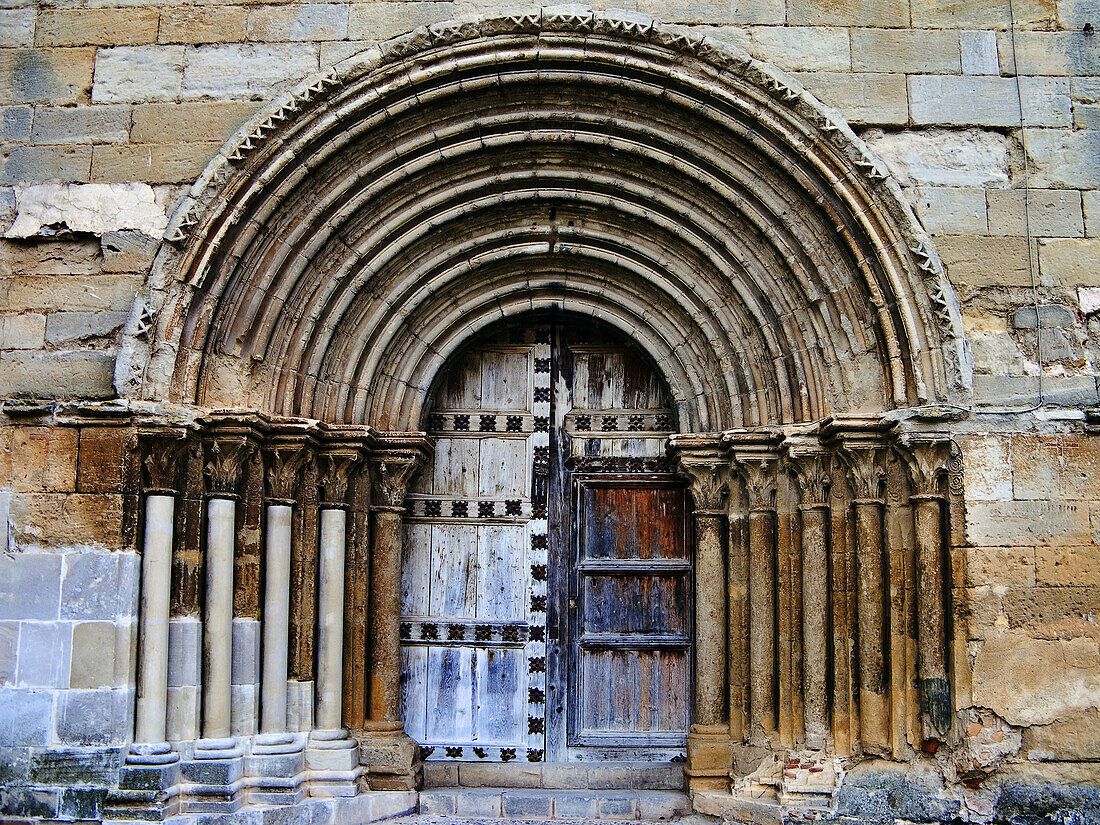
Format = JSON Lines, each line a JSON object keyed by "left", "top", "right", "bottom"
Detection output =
{"left": 402, "top": 522, "right": 431, "bottom": 616}
{"left": 477, "top": 524, "right": 525, "bottom": 621}
{"left": 429, "top": 524, "right": 477, "bottom": 619}
{"left": 401, "top": 646, "right": 428, "bottom": 741}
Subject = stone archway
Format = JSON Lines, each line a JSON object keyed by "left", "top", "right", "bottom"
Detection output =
{"left": 111, "top": 9, "right": 972, "bottom": 819}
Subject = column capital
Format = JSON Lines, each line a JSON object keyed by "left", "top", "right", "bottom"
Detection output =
{"left": 367, "top": 450, "right": 424, "bottom": 511}
{"left": 204, "top": 434, "right": 256, "bottom": 499}
{"left": 896, "top": 433, "right": 953, "bottom": 498}
{"left": 669, "top": 434, "right": 729, "bottom": 513}
{"left": 723, "top": 429, "right": 783, "bottom": 511}
{"left": 264, "top": 442, "right": 312, "bottom": 505}
{"left": 317, "top": 447, "right": 363, "bottom": 508}
{"left": 822, "top": 416, "right": 895, "bottom": 501}
{"left": 783, "top": 435, "right": 831, "bottom": 507}
{"left": 136, "top": 426, "right": 192, "bottom": 494}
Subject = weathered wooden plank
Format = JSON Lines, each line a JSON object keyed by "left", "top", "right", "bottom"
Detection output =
{"left": 401, "top": 522, "right": 432, "bottom": 616}
{"left": 401, "top": 646, "right": 429, "bottom": 741}
{"left": 481, "top": 349, "right": 529, "bottom": 410}
{"left": 476, "top": 647, "right": 523, "bottom": 744}
{"left": 478, "top": 437, "right": 526, "bottom": 498}
{"left": 429, "top": 524, "right": 477, "bottom": 618}
{"left": 433, "top": 438, "right": 479, "bottom": 498}
{"left": 477, "top": 524, "right": 525, "bottom": 621}
{"left": 426, "top": 646, "right": 474, "bottom": 742}
{"left": 437, "top": 350, "right": 482, "bottom": 409}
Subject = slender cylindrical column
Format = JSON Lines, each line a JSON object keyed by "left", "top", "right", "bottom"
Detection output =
{"left": 315, "top": 507, "right": 347, "bottom": 729}
{"left": 854, "top": 498, "right": 889, "bottom": 752}
{"left": 747, "top": 506, "right": 775, "bottom": 736}
{"left": 203, "top": 496, "right": 236, "bottom": 739}
{"left": 261, "top": 503, "right": 294, "bottom": 733}
{"left": 694, "top": 511, "right": 727, "bottom": 726}
{"left": 913, "top": 493, "right": 950, "bottom": 733}
{"left": 135, "top": 493, "right": 176, "bottom": 744}
{"left": 800, "top": 502, "right": 829, "bottom": 750}
{"left": 368, "top": 506, "right": 404, "bottom": 723}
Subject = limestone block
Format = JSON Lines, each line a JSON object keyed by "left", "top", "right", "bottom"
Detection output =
{"left": 1035, "top": 545, "right": 1100, "bottom": 587}
{"left": 1023, "top": 707, "right": 1100, "bottom": 760}
{"left": 788, "top": 0, "right": 907, "bottom": 26}
{"left": 247, "top": 4, "right": 349, "bottom": 42}
{"left": 852, "top": 28, "right": 961, "bottom": 73}
{"left": 644, "top": 0, "right": 785, "bottom": 24}
{"left": 961, "top": 434, "right": 1013, "bottom": 501}
{"left": 1025, "top": 128, "right": 1100, "bottom": 189}
{"left": 973, "top": 631, "right": 1100, "bottom": 727}
{"left": 0, "top": 621, "right": 17, "bottom": 684}
{"left": 0, "top": 687, "right": 52, "bottom": 746}
{"left": 69, "top": 620, "right": 115, "bottom": 689}
{"left": 1076, "top": 101, "right": 1100, "bottom": 130}
{"left": 166, "top": 684, "right": 200, "bottom": 741}
{"left": 167, "top": 617, "right": 202, "bottom": 687}
{"left": 999, "top": 30, "right": 1100, "bottom": 77}
{"left": 0, "top": 553, "right": 61, "bottom": 620}
{"left": 6, "top": 183, "right": 167, "bottom": 238}
{"left": 0, "top": 146, "right": 92, "bottom": 186}
{"left": 458, "top": 762, "right": 541, "bottom": 787}
{"left": 1010, "top": 434, "right": 1098, "bottom": 501}
{"left": 911, "top": 186, "right": 987, "bottom": 234}
{"left": 1039, "top": 238, "right": 1100, "bottom": 286}
{"left": 8, "top": 492, "right": 124, "bottom": 549}
{"left": 748, "top": 26, "right": 850, "bottom": 72}
{"left": 789, "top": 72, "right": 908, "bottom": 125}
{"left": 92, "top": 46, "right": 185, "bottom": 104}
{"left": 960, "top": 29, "right": 999, "bottom": 75}
{"left": 988, "top": 189, "right": 1084, "bottom": 237}
{"left": 0, "top": 351, "right": 115, "bottom": 399}
{"left": 976, "top": 374, "right": 1098, "bottom": 405}
{"left": 7, "top": 426, "right": 78, "bottom": 492}
{"left": 35, "top": 9, "right": 160, "bottom": 48}
{"left": 159, "top": 7, "right": 249, "bottom": 45}
{"left": 130, "top": 101, "right": 261, "bottom": 145}
{"left": 29, "top": 105, "right": 131, "bottom": 146}
{"left": 62, "top": 551, "right": 135, "bottom": 620}
{"left": 911, "top": 0, "right": 1056, "bottom": 28}
{"left": 966, "top": 499, "right": 1093, "bottom": 547}
{"left": 1, "top": 105, "right": 32, "bottom": 142}
{"left": 910, "top": 75, "right": 1022, "bottom": 127}
{"left": 1, "top": 275, "right": 140, "bottom": 313}
{"left": 56, "top": 686, "right": 131, "bottom": 745}
{"left": 864, "top": 128, "right": 1010, "bottom": 187}
{"left": 937, "top": 234, "right": 1034, "bottom": 286}
{"left": 15, "top": 620, "right": 71, "bottom": 688}
{"left": 1085, "top": 190, "right": 1100, "bottom": 237}
{"left": 0, "top": 9, "right": 34, "bottom": 48}
{"left": 0, "top": 237, "right": 102, "bottom": 277}
{"left": 0, "top": 313, "right": 45, "bottom": 350}
{"left": 1080, "top": 286, "right": 1100, "bottom": 313}
{"left": 347, "top": 2, "right": 456, "bottom": 42}
{"left": 100, "top": 230, "right": 158, "bottom": 274}
{"left": 0, "top": 48, "right": 96, "bottom": 105}
{"left": 90, "top": 142, "right": 221, "bottom": 185}
{"left": 965, "top": 546, "right": 1036, "bottom": 588}
{"left": 970, "top": 328, "right": 1028, "bottom": 374}
{"left": 181, "top": 43, "right": 320, "bottom": 100}
{"left": 45, "top": 311, "right": 127, "bottom": 345}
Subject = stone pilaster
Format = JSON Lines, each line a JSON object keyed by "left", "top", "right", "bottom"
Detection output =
{"left": 897, "top": 434, "right": 954, "bottom": 739}
{"left": 671, "top": 434, "right": 730, "bottom": 792}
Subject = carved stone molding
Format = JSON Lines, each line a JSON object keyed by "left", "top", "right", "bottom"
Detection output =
{"left": 724, "top": 429, "right": 783, "bottom": 512}
{"left": 784, "top": 436, "right": 831, "bottom": 507}
{"left": 264, "top": 444, "right": 311, "bottom": 504}
{"left": 669, "top": 434, "right": 729, "bottom": 514}
{"left": 317, "top": 448, "right": 362, "bottom": 507}
{"left": 823, "top": 417, "right": 895, "bottom": 501}
{"left": 204, "top": 435, "right": 255, "bottom": 498}
{"left": 368, "top": 451, "right": 423, "bottom": 511}
{"left": 138, "top": 428, "right": 191, "bottom": 494}
{"left": 897, "top": 434, "right": 953, "bottom": 498}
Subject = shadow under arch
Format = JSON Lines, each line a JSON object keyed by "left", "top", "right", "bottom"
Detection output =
{"left": 115, "top": 7, "right": 973, "bottom": 431}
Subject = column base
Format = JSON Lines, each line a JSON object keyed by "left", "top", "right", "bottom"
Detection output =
{"left": 359, "top": 726, "right": 421, "bottom": 791}
{"left": 178, "top": 738, "right": 246, "bottom": 813}
{"left": 103, "top": 744, "right": 181, "bottom": 821}
{"left": 307, "top": 729, "right": 368, "bottom": 796}
{"left": 247, "top": 732, "right": 308, "bottom": 805}
{"left": 685, "top": 724, "right": 732, "bottom": 792}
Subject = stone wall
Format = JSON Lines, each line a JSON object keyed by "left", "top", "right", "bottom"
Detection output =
{"left": 0, "top": 1, "right": 1099, "bottom": 823}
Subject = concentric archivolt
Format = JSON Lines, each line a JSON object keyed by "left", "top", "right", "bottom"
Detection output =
{"left": 115, "top": 7, "right": 972, "bottom": 431}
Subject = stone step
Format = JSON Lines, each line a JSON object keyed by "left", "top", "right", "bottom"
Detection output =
{"left": 418, "top": 788, "right": 693, "bottom": 821}
{"left": 423, "top": 762, "right": 684, "bottom": 791}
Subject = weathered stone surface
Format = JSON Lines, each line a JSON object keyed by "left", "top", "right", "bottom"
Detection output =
{"left": 962, "top": 434, "right": 1013, "bottom": 501}
{"left": 966, "top": 546, "right": 1036, "bottom": 588}
{"left": 5, "top": 426, "right": 78, "bottom": 492}
{"left": 91, "top": 46, "right": 185, "bottom": 104}
{"left": 29, "top": 105, "right": 131, "bottom": 146}
{"left": 1001, "top": 30, "right": 1100, "bottom": 77}
{"left": 1013, "top": 303, "right": 1078, "bottom": 329}
{"left": 788, "top": 0, "right": 908, "bottom": 26}
{"left": 45, "top": 311, "right": 127, "bottom": 345}
{"left": 55, "top": 687, "right": 131, "bottom": 745}
{"left": 0, "top": 313, "right": 45, "bottom": 350}
{"left": 0, "top": 9, "right": 34, "bottom": 49}
{"left": 909, "top": 75, "right": 1068, "bottom": 127}
{"left": 15, "top": 620, "right": 71, "bottom": 688}
{"left": 852, "top": 27, "right": 961, "bottom": 73}
{"left": 937, "top": 233, "right": 1035, "bottom": 286}
{"left": 159, "top": 6, "right": 249, "bottom": 45}
{"left": 835, "top": 760, "right": 958, "bottom": 824}
{"left": 973, "top": 630, "right": 1100, "bottom": 727}
{"left": 8, "top": 492, "right": 124, "bottom": 548}
{"left": 61, "top": 551, "right": 136, "bottom": 620}
{"left": 90, "top": 143, "right": 221, "bottom": 185}
{"left": 0, "top": 48, "right": 96, "bottom": 105}
{"left": 347, "top": 2, "right": 456, "bottom": 42}
{"left": 748, "top": 26, "right": 850, "bottom": 72}
{"left": 6, "top": 183, "right": 167, "bottom": 239}
{"left": 960, "top": 28, "right": 999, "bottom": 75}
{"left": 70, "top": 620, "right": 116, "bottom": 689}
{"left": 247, "top": 4, "right": 349, "bottom": 43}
{"left": 1023, "top": 707, "right": 1100, "bottom": 760}
{"left": 0, "top": 351, "right": 116, "bottom": 399}
{"left": 790, "top": 72, "right": 908, "bottom": 125}
{"left": 0, "top": 553, "right": 61, "bottom": 620}
{"left": 0, "top": 146, "right": 92, "bottom": 186}
{"left": 1, "top": 275, "right": 140, "bottom": 312}
{"left": 966, "top": 499, "right": 1093, "bottom": 546}
{"left": 988, "top": 188, "right": 1085, "bottom": 237}
{"left": 100, "top": 230, "right": 158, "bottom": 274}
{"left": 0, "top": 688, "right": 52, "bottom": 746}
{"left": 35, "top": 9, "right": 160, "bottom": 48}
{"left": 130, "top": 101, "right": 261, "bottom": 145}
{"left": 912, "top": 185, "right": 987, "bottom": 234}
{"left": 911, "top": 0, "right": 1056, "bottom": 28}
{"left": 1025, "top": 128, "right": 1100, "bottom": 190}
{"left": 181, "top": 44, "right": 319, "bottom": 100}
{"left": 1038, "top": 238, "right": 1100, "bottom": 287}
{"left": 0, "top": 237, "right": 101, "bottom": 276}
{"left": 1, "top": 105, "right": 31, "bottom": 143}
{"left": 864, "top": 127, "right": 1010, "bottom": 187}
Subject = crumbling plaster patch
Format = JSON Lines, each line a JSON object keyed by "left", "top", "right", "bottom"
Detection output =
{"left": 5, "top": 183, "right": 168, "bottom": 239}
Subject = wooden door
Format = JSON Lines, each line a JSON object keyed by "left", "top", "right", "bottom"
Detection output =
{"left": 401, "top": 319, "right": 689, "bottom": 764}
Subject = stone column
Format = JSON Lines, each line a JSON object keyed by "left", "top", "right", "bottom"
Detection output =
{"left": 108, "top": 430, "right": 189, "bottom": 821}
{"left": 785, "top": 437, "right": 831, "bottom": 752}
{"left": 251, "top": 443, "right": 311, "bottom": 805}
{"left": 183, "top": 434, "right": 251, "bottom": 813}
{"left": 725, "top": 430, "right": 783, "bottom": 745}
{"left": 899, "top": 435, "right": 954, "bottom": 739}
{"left": 671, "top": 435, "right": 730, "bottom": 792}
{"left": 306, "top": 446, "right": 367, "bottom": 797}
{"left": 362, "top": 444, "right": 427, "bottom": 790}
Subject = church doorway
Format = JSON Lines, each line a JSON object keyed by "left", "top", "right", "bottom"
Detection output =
{"left": 399, "top": 316, "right": 690, "bottom": 764}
